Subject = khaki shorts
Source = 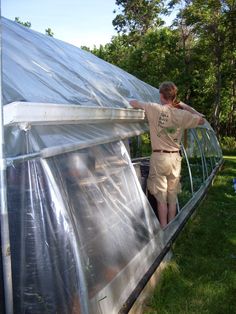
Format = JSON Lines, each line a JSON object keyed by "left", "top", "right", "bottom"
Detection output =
{"left": 147, "top": 152, "right": 182, "bottom": 204}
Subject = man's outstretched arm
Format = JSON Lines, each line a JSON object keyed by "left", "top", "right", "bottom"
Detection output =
{"left": 129, "top": 100, "right": 146, "bottom": 110}
{"left": 179, "top": 101, "right": 205, "bottom": 117}
{"left": 180, "top": 109, "right": 205, "bottom": 127}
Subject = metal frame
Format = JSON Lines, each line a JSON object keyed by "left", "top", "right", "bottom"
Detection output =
{"left": 190, "top": 129, "right": 206, "bottom": 183}
{"left": 204, "top": 130, "right": 215, "bottom": 170}
{"left": 0, "top": 10, "right": 13, "bottom": 314}
{"left": 207, "top": 130, "right": 221, "bottom": 164}
{"left": 194, "top": 128, "right": 209, "bottom": 179}
{"left": 4, "top": 102, "right": 145, "bottom": 126}
{"left": 181, "top": 144, "right": 194, "bottom": 195}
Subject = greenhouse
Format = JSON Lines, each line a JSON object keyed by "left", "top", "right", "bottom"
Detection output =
{"left": 0, "top": 17, "right": 222, "bottom": 314}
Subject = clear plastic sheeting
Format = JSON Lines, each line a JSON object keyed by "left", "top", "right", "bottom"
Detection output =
{"left": 2, "top": 17, "right": 160, "bottom": 107}
{"left": 0, "top": 229, "right": 5, "bottom": 314}
{"left": 7, "top": 140, "right": 163, "bottom": 314}
{"left": 183, "top": 129, "right": 205, "bottom": 192}
{"left": 5, "top": 121, "right": 148, "bottom": 159}
{"left": 195, "top": 128, "right": 218, "bottom": 177}
{"left": 177, "top": 127, "right": 222, "bottom": 211}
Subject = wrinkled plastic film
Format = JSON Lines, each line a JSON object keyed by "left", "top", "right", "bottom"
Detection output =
{"left": 2, "top": 17, "right": 160, "bottom": 107}
{"left": 5, "top": 122, "right": 149, "bottom": 159}
{"left": 7, "top": 140, "right": 162, "bottom": 313}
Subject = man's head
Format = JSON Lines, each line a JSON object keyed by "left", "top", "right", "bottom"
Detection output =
{"left": 159, "top": 81, "right": 178, "bottom": 105}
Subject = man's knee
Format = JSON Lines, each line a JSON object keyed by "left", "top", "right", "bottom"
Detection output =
{"left": 167, "top": 191, "right": 178, "bottom": 204}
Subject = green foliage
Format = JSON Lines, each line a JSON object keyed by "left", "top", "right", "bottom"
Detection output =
{"left": 80, "top": 46, "right": 91, "bottom": 52}
{"left": 15, "top": 17, "right": 54, "bottom": 37}
{"left": 176, "top": 0, "right": 235, "bottom": 133}
{"left": 112, "top": 0, "right": 165, "bottom": 37}
{"left": 91, "top": 35, "right": 134, "bottom": 70}
{"left": 45, "top": 28, "right": 54, "bottom": 37}
{"left": 15, "top": 17, "right": 31, "bottom": 28}
{"left": 220, "top": 136, "right": 236, "bottom": 154}
{"left": 129, "top": 133, "right": 151, "bottom": 158}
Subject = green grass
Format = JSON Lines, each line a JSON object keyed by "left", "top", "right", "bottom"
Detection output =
{"left": 145, "top": 156, "right": 236, "bottom": 314}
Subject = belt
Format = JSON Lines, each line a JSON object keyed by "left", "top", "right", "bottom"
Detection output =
{"left": 152, "top": 150, "right": 180, "bottom": 153}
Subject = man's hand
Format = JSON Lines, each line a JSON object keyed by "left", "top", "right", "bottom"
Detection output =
{"left": 198, "top": 116, "right": 205, "bottom": 125}
{"left": 129, "top": 99, "right": 146, "bottom": 110}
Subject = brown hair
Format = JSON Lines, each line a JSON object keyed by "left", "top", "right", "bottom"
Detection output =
{"left": 159, "top": 81, "right": 180, "bottom": 107}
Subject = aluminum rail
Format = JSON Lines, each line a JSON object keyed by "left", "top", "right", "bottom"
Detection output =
{"left": 3, "top": 102, "right": 145, "bottom": 126}
{"left": 0, "top": 8, "right": 13, "bottom": 314}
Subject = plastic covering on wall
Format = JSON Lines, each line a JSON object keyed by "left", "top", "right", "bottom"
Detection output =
{"left": 4, "top": 122, "right": 148, "bottom": 159}
{"left": 176, "top": 127, "right": 222, "bottom": 210}
{"left": 7, "top": 140, "right": 163, "bottom": 314}
{"left": 2, "top": 17, "right": 160, "bottom": 108}
{"left": 0, "top": 228, "right": 4, "bottom": 314}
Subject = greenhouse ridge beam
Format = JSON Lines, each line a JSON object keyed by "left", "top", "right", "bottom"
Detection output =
{"left": 4, "top": 102, "right": 145, "bottom": 126}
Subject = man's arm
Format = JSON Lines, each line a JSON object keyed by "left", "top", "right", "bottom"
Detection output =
{"left": 129, "top": 100, "right": 147, "bottom": 110}
{"left": 179, "top": 109, "right": 205, "bottom": 128}
{"left": 179, "top": 101, "right": 205, "bottom": 117}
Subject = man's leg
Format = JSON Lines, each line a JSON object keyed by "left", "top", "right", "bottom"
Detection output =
{"left": 167, "top": 154, "right": 181, "bottom": 223}
{"left": 168, "top": 202, "right": 176, "bottom": 223}
{"left": 167, "top": 175, "right": 179, "bottom": 223}
{"left": 157, "top": 201, "right": 168, "bottom": 228}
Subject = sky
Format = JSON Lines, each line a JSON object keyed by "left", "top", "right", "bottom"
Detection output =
{"left": 2, "top": 0, "right": 175, "bottom": 48}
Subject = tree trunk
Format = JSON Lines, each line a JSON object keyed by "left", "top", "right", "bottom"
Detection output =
{"left": 180, "top": 19, "right": 191, "bottom": 103}
{"left": 212, "top": 31, "right": 222, "bottom": 136}
{"left": 227, "top": 80, "right": 236, "bottom": 137}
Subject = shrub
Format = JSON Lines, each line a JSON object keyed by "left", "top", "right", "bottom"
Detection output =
{"left": 220, "top": 136, "right": 236, "bottom": 155}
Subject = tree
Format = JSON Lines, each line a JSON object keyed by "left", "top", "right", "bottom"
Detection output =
{"left": 15, "top": 17, "right": 55, "bottom": 38}
{"left": 112, "top": 0, "right": 165, "bottom": 38}
{"left": 45, "top": 28, "right": 54, "bottom": 37}
{"left": 15, "top": 17, "right": 31, "bottom": 28}
{"left": 169, "top": 0, "right": 235, "bottom": 135}
{"left": 168, "top": 1, "right": 196, "bottom": 103}
{"left": 91, "top": 35, "right": 134, "bottom": 71}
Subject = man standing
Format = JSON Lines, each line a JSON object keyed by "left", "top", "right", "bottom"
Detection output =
{"left": 130, "top": 81, "right": 204, "bottom": 228}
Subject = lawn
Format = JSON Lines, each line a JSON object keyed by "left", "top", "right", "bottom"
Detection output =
{"left": 144, "top": 156, "right": 236, "bottom": 314}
